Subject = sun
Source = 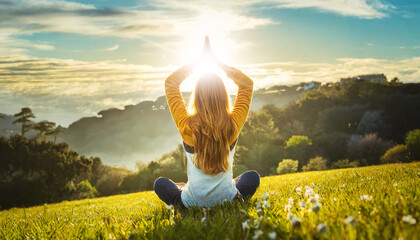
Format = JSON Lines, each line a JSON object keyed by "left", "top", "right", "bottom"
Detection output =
{"left": 179, "top": 59, "right": 238, "bottom": 93}
{"left": 175, "top": 10, "right": 242, "bottom": 93}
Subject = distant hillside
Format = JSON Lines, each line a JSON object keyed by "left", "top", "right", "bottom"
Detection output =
{"left": 58, "top": 83, "right": 316, "bottom": 168}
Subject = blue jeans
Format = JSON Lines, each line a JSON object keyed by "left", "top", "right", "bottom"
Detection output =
{"left": 153, "top": 170, "right": 260, "bottom": 207}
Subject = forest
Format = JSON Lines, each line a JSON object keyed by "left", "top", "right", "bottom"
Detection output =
{"left": 1, "top": 78, "right": 420, "bottom": 209}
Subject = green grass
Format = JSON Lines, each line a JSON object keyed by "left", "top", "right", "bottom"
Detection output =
{"left": 1, "top": 163, "right": 419, "bottom": 239}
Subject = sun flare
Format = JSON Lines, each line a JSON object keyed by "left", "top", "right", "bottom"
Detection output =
{"left": 180, "top": 60, "right": 238, "bottom": 93}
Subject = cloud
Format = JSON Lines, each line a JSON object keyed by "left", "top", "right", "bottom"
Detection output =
{"left": 0, "top": 0, "right": 394, "bottom": 55}
{"left": 105, "top": 44, "right": 119, "bottom": 51}
{"left": 265, "top": 0, "right": 394, "bottom": 19}
{"left": 242, "top": 57, "right": 420, "bottom": 88}
{"left": 153, "top": 0, "right": 394, "bottom": 19}
{"left": 1, "top": 55, "right": 419, "bottom": 126}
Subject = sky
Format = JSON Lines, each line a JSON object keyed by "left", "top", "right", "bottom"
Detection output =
{"left": 0, "top": 0, "right": 420, "bottom": 127}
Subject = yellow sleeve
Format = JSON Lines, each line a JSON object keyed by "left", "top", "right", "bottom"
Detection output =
{"left": 165, "top": 65, "right": 195, "bottom": 146}
{"left": 226, "top": 67, "right": 254, "bottom": 144}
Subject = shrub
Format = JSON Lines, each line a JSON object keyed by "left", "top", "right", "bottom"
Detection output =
{"left": 277, "top": 159, "right": 299, "bottom": 175}
{"left": 284, "top": 135, "right": 314, "bottom": 170}
{"left": 331, "top": 159, "right": 359, "bottom": 169}
{"left": 380, "top": 144, "right": 410, "bottom": 163}
{"left": 405, "top": 129, "right": 420, "bottom": 160}
{"left": 302, "top": 156, "right": 328, "bottom": 172}
{"left": 348, "top": 133, "right": 394, "bottom": 165}
{"left": 69, "top": 180, "right": 98, "bottom": 200}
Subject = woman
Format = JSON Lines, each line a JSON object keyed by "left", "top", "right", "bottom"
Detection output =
{"left": 154, "top": 37, "right": 260, "bottom": 208}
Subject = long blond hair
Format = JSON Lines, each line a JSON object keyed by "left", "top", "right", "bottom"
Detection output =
{"left": 188, "top": 73, "right": 235, "bottom": 175}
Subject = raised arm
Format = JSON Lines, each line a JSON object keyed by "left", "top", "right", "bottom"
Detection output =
{"left": 165, "top": 63, "right": 195, "bottom": 146}
{"left": 227, "top": 67, "right": 254, "bottom": 143}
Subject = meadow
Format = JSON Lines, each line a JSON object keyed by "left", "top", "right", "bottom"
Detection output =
{"left": 1, "top": 163, "right": 419, "bottom": 240}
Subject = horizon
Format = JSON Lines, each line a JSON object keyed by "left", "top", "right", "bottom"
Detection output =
{"left": 1, "top": 0, "right": 420, "bottom": 126}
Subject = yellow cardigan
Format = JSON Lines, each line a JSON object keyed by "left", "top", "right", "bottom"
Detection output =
{"left": 165, "top": 64, "right": 254, "bottom": 147}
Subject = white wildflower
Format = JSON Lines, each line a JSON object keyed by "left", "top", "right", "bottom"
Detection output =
{"left": 291, "top": 217, "right": 302, "bottom": 227}
{"left": 299, "top": 201, "right": 306, "bottom": 208}
{"left": 393, "top": 183, "right": 398, "bottom": 187}
{"left": 262, "top": 192, "right": 269, "bottom": 200}
{"left": 288, "top": 197, "right": 294, "bottom": 205}
{"left": 333, "top": 197, "right": 337, "bottom": 201}
{"left": 360, "top": 195, "right": 373, "bottom": 201}
{"left": 402, "top": 215, "right": 417, "bottom": 225}
{"left": 166, "top": 205, "right": 173, "bottom": 210}
{"left": 242, "top": 219, "right": 250, "bottom": 230}
{"left": 296, "top": 187, "right": 302, "bottom": 194}
{"left": 287, "top": 212, "right": 294, "bottom": 220}
{"left": 316, "top": 223, "right": 327, "bottom": 233}
{"left": 268, "top": 231, "right": 277, "bottom": 239}
{"left": 343, "top": 216, "right": 356, "bottom": 225}
{"left": 252, "top": 230, "right": 263, "bottom": 240}
{"left": 304, "top": 187, "right": 314, "bottom": 198}
{"left": 263, "top": 201, "right": 270, "bottom": 208}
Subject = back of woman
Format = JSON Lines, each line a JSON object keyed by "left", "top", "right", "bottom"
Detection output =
{"left": 153, "top": 37, "right": 260, "bottom": 208}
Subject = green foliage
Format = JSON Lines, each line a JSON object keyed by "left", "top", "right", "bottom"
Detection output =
{"left": 405, "top": 129, "right": 420, "bottom": 160}
{"left": 313, "top": 132, "right": 348, "bottom": 162}
{"left": 315, "top": 104, "right": 367, "bottom": 134}
{"left": 330, "top": 159, "right": 359, "bottom": 169}
{"left": 283, "top": 135, "right": 314, "bottom": 170}
{"left": 68, "top": 180, "right": 98, "bottom": 200}
{"left": 302, "top": 156, "right": 327, "bottom": 172}
{"left": 12, "top": 107, "right": 35, "bottom": 137}
{"left": 0, "top": 135, "right": 97, "bottom": 209}
{"left": 348, "top": 133, "right": 395, "bottom": 165}
{"left": 380, "top": 144, "right": 410, "bottom": 164}
{"left": 276, "top": 159, "right": 298, "bottom": 175}
{"left": 286, "top": 135, "right": 312, "bottom": 147}
{"left": 119, "top": 144, "right": 187, "bottom": 193}
{"left": 1, "top": 163, "right": 419, "bottom": 239}
{"left": 234, "top": 108, "right": 285, "bottom": 176}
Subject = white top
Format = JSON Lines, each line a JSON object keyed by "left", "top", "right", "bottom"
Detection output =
{"left": 181, "top": 146, "right": 238, "bottom": 208}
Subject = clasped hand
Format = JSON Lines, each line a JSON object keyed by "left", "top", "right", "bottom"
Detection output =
{"left": 186, "top": 36, "right": 230, "bottom": 71}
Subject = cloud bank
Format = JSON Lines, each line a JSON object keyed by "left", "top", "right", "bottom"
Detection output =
{"left": 1, "top": 54, "right": 418, "bottom": 126}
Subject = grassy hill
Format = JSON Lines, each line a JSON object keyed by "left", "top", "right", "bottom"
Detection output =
{"left": 1, "top": 163, "right": 419, "bottom": 239}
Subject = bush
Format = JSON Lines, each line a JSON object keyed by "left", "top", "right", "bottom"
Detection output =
{"left": 348, "top": 133, "right": 394, "bottom": 165}
{"left": 380, "top": 144, "right": 410, "bottom": 163}
{"left": 302, "top": 156, "right": 328, "bottom": 172}
{"left": 405, "top": 129, "right": 420, "bottom": 160}
{"left": 68, "top": 180, "right": 98, "bottom": 200}
{"left": 277, "top": 159, "right": 299, "bottom": 175}
{"left": 331, "top": 159, "right": 359, "bottom": 169}
{"left": 284, "top": 135, "right": 314, "bottom": 170}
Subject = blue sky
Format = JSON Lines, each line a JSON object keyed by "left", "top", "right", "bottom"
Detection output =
{"left": 1, "top": 0, "right": 420, "bottom": 126}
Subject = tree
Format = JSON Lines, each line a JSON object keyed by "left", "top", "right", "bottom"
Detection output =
{"left": 32, "top": 120, "right": 56, "bottom": 141}
{"left": 283, "top": 135, "right": 314, "bottom": 170}
{"left": 405, "top": 129, "right": 420, "bottom": 160}
{"left": 13, "top": 107, "right": 35, "bottom": 137}
{"left": 348, "top": 133, "right": 394, "bottom": 165}
{"left": 302, "top": 156, "right": 328, "bottom": 172}
{"left": 277, "top": 159, "right": 299, "bottom": 175}
{"left": 48, "top": 125, "right": 67, "bottom": 143}
{"left": 380, "top": 145, "right": 409, "bottom": 163}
